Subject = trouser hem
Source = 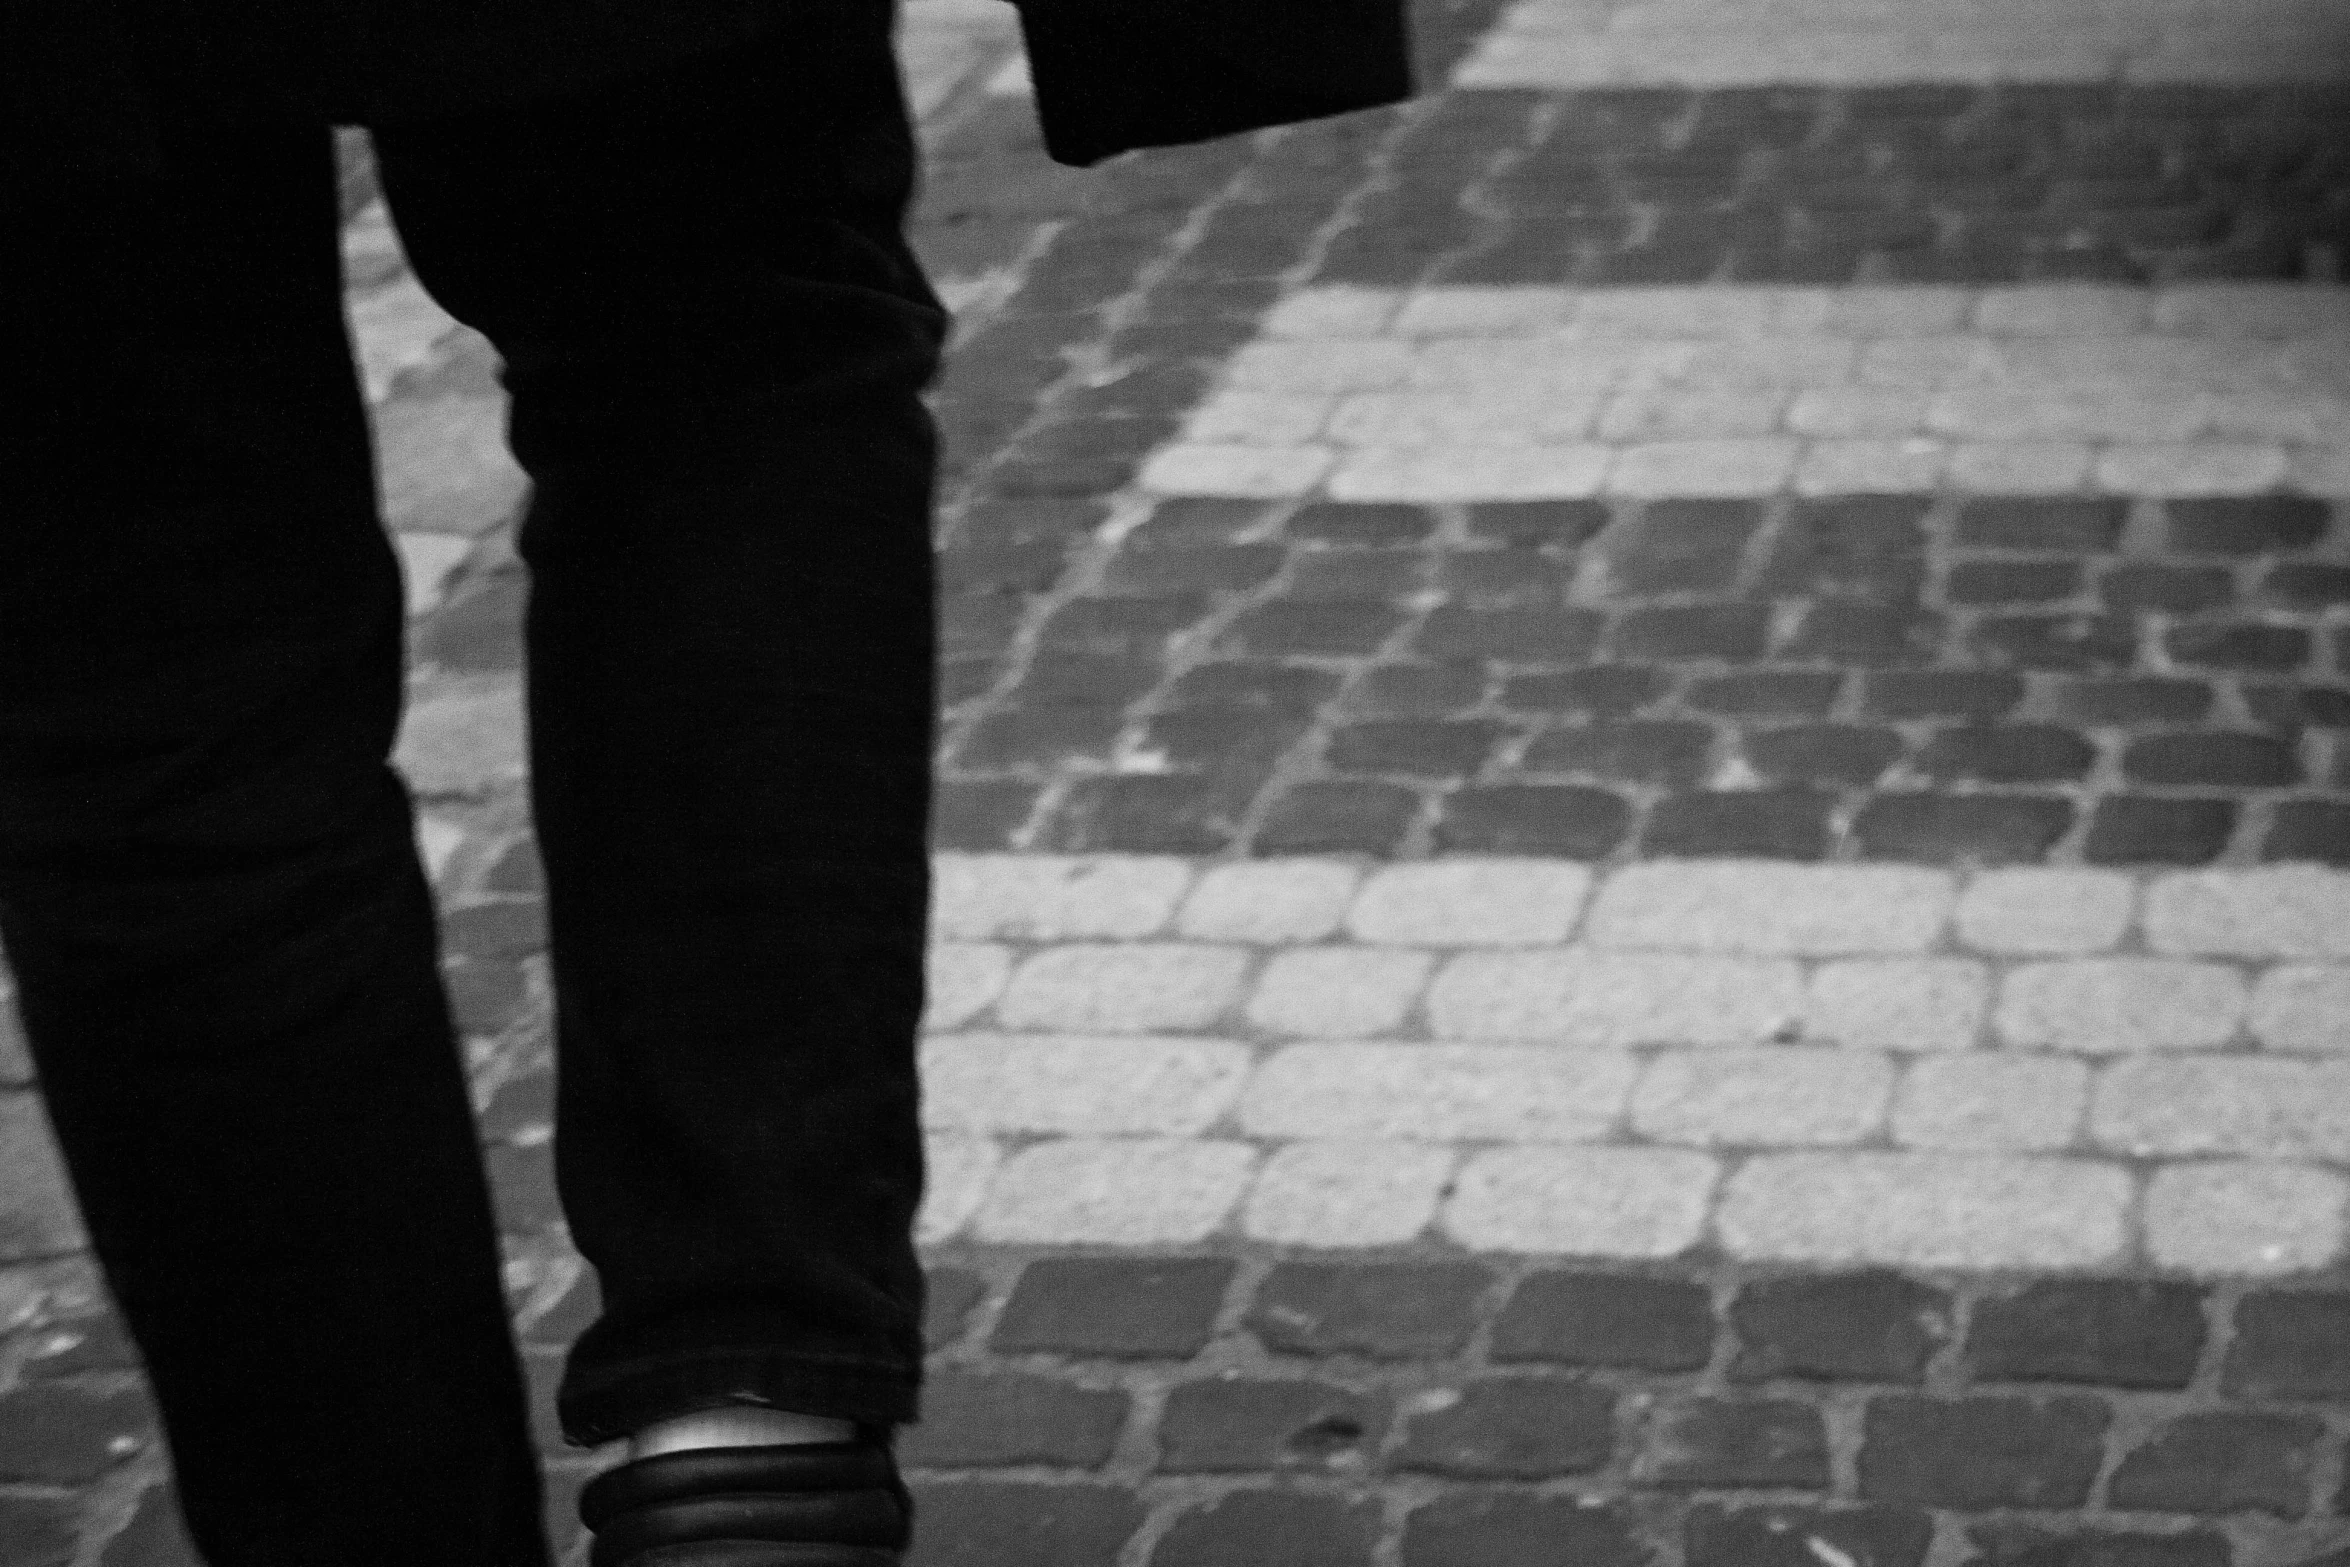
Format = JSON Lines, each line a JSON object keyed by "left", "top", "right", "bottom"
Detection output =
{"left": 558, "top": 1350, "right": 922, "bottom": 1445}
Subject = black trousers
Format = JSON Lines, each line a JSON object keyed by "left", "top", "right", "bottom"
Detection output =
{"left": 0, "top": 7, "right": 944, "bottom": 1563}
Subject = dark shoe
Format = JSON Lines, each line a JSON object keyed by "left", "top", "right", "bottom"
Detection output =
{"left": 579, "top": 1426, "right": 911, "bottom": 1567}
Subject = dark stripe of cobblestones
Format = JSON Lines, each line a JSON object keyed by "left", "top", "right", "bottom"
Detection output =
{"left": 935, "top": 493, "right": 2350, "bottom": 866}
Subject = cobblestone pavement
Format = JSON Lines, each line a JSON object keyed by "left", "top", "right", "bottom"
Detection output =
{"left": 5, "top": 0, "right": 2350, "bottom": 1562}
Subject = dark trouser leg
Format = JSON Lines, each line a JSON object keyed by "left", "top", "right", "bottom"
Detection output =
{"left": 371, "top": 0, "right": 947, "bottom": 1444}
{"left": 0, "top": 126, "right": 547, "bottom": 1566}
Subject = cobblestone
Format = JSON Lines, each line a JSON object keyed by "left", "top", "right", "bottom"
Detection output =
{"left": 919, "top": 1034, "right": 1249, "bottom": 1135}
{"left": 1584, "top": 862, "right": 1951, "bottom": 953}
{"left": 993, "top": 943, "right": 1251, "bottom": 1032}
{"left": 1243, "top": 947, "right": 1434, "bottom": 1036}
{"left": 1716, "top": 1153, "right": 2132, "bottom": 1269}
{"left": 1629, "top": 1047, "right": 1895, "bottom": 1146}
{"left": 2143, "top": 1161, "right": 2350, "bottom": 1274}
{"left": 1442, "top": 1145, "right": 1719, "bottom": 1254}
{"left": 1343, "top": 861, "right": 1591, "bottom": 946}
{"left": 1994, "top": 959, "right": 2246, "bottom": 1053}
{"left": 1240, "top": 1140, "right": 1456, "bottom": 1245}
{"left": 970, "top": 1137, "right": 1257, "bottom": 1244}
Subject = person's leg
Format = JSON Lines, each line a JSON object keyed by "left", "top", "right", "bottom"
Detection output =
{"left": 369, "top": 0, "right": 947, "bottom": 1451}
{"left": 0, "top": 122, "right": 548, "bottom": 1567}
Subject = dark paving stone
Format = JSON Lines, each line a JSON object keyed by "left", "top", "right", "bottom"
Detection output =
{"left": 2165, "top": 496, "right": 2332, "bottom": 554}
{"left": 906, "top": 1481, "right": 1145, "bottom": 1567}
{"left": 1971, "top": 613, "right": 2140, "bottom": 671}
{"left": 1501, "top": 665, "right": 1670, "bottom": 717}
{"left": 2164, "top": 623, "right": 2315, "bottom": 673}
{"left": 1400, "top": 1494, "right": 1649, "bottom": 1567}
{"left": 1147, "top": 1490, "right": 1382, "bottom": 1567}
{"left": 1685, "top": 671, "right": 1844, "bottom": 717}
{"left": 895, "top": 1370, "right": 1129, "bottom": 1468}
{"left": 1945, "top": 560, "right": 2084, "bottom": 606}
{"left": 1169, "top": 660, "right": 1342, "bottom": 711}
{"left": 443, "top": 898, "right": 547, "bottom": 961}
{"left": 2083, "top": 795, "right": 2238, "bottom": 864}
{"left": 2247, "top": 684, "right": 2350, "bottom": 729}
{"left": 1416, "top": 604, "right": 1605, "bottom": 661}
{"left": 1602, "top": 499, "right": 1765, "bottom": 593}
{"left": 1465, "top": 500, "right": 1612, "bottom": 547}
{"left": 413, "top": 574, "right": 524, "bottom": 672}
{"left": 1489, "top": 1271, "right": 1716, "bottom": 1372}
{"left": 1854, "top": 794, "right": 2074, "bottom": 862}
{"left": 1857, "top": 1395, "right": 2110, "bottom": 1509}
{"left": 0, "top": 1381, "right": 155, "bottom": 1484}
{"left": 1049, "top": 774, "right": 1255, "bottom": 853}
{"left": 1965, "top": 1281, "right": 2207, "bottom": 1390}
{"left": 2100, "top": 563, "right": 2234, "bottom": 614}
{"left": 922, "top": 1267, "right": 987, "bottom": 1351}
{"left": 0, "top": 1493, "right": 83, "bottom": 1567}
{"left": 1155, "top": 1376, "right": 1387, "bottom": 1473}
{"left": 1389, "top": 1376, "right": 1616, "bottom": 1478}
{"left": 2266, "top": 800, "right": 2350, "bottom": 863}
{"left": 1955, "top": 497, "right": 2130, "bottom": 552}
{"left": 1288, "top": 503, "right": 1438, "bottom": 546}
{"left": 1434, "top": 784, "right": 1633, "bottom": 856}
{"left": 2263, "top": 562, "right": 2350, "bottom": 606}
{"left": 1636, "top": 1398, "right": 1829, "bottom": 1489}
{"left": 1613, "top": 603, "right": 1772, "bottom": 660}
{"left": 1864, "top": 670, "right": 2026, "bottom": 719}
{"left": 1915, "top": 725, "right": 2096, "bottom": 784}
{"left": 1646, "top": 789, "right": 1834, "bottom": 859}
{"left": 2107, "top": 1412, "right": 2324, "bottom": 1518}
{"left": 444, "top": 955, "right": 528, "bottom": 1036}
{"left": 2049, "top": 677, "right": 2214, "bottom": 724}
{"left": 2224, "top": 1291, "right": 2350, "bottom": 1402}
{"left": 1957, "top": 1523, "right": 2231, "bottom": 1567}
{"left": 1744, "top": 724, "right": 1905, "bottom": 786}
{"left": 1349, "top": 662, "right": 1490, "bottom": 717}
{"left": 1782, "top": 601, "right": 1946, "bottom": 664}
{"left": 990, "top": 1257, "right": 1233, "bottom": 1359}
{"left": 1102, "top": 544, "right": 1283, "bottom": 595}
{"left": 929, "top": 779, "right": 1037, "bottom": 850}
{"left": 2123, "top": 732, "right": 2302, "bottom": 787}
{"left": 1255, "top": 781, "right": 1421, "bottom": 854}
{"left": 1521, "top": 720, "right": 1714, "bottom": 786}
{"left": 1730, "top": 1272, "right": 1953, "bottom": 1383}
{"left": 1685, "top": 1504, "right": 1932, "bottom": 1567}
{"left": 1328, "top": 720, "right": 1510, "bottom": 779}
{"left": 1246, "top": 1261, "right": 1494, "bottom": 1359}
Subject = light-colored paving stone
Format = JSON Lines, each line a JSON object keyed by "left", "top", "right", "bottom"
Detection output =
{"left": 1429, "top": 951, "right": 1807, "bottom": 1046}
{"left": 1806, "top": 959, "right": 1990, "bottom": 1052}
{"left": 1146, "top": 286, "right": 2350, "bottom": 501}
{"left": 2142, "top": 1162, "right": 2348, "bottom": 1275}
{"left": 1346, "top": 861, "right": 1592, "bottom": 946}
{"left": 1441, "top": 1146, "right": 1718, "bottom": 1255}
{"left": 1630, "top": 1047, "right": 1895, "bottom": 1147}
{"left": 377, "top": 395, "right": 529, "bottom": 537}
{"left": 971, "top": 1137, "right": 1258, "bottom": 1244}
{"left": 1239, "top": 1042, "right": 1638, "bottom": 1142}
{"left": 393, "top": 679, "right": 528, "bottom": 797}
{"left": 994, "top": 943, "right": 1251, "bottom": 1032}
{"left": 414, "top": 814, "right": 467, "bottom": 887}
{"left": 1954, "top": 869, "right": 2136, "bottom": 955}
{"left": 1177, "top": 861, "right": 1362, "bottom": 943}
{"left": 1716, "top": 1153, "right": 2132, "bottom": 1270}
{"left": 1452, "top": 0, "right": 2350, "bottom": 87}
{"left": 914, "top": 1135, "right": 1001, "bottom": 1245}
{"left": 2144, "top": 867, "right": 2350, "bottom": 959}
{"left": 1892, "top": 1054, "right": 2090, "bottom": 1152}
{"left": 1240, "top": 1140, "right": 1458, "bottom": 1246}
{"left": 1585, "top": 863, "right": 1951, "bottom": 954}
{"left": 349, "top": 274, "right": 466, "bottom": 403}
{"left": 395, "top": 532, "right": 475, "bottom": 618}
{"left": 2089, "top": 1056, "right": 2350, "bottom": 1161}
{"left": 918, "top": 1034, "right": 1250, "bottom": 1135}
{"left": 2251, "top": 966, "right": 2350, "bottom": 1054}
{"left": 1244, "top": 948, "right": 1434, "bottom": 1037}
{"left": 922, "top": 943, "right": 1014, "bottom": 1032}
{"left": 1995, "top": 959, "right": 2245, "bottom": 1053}
{"left": 931, "top": 855, "right": 1192, "bottom": 941}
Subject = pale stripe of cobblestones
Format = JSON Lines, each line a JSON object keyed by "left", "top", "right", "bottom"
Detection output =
{"left": 1428, "top": 951, "right": 1807, "bottom": 1046}
{"left": 2142, "top": 1162, "right": 2350, "bottom": 1275}
{"left": 1453, "top": 0, "right": 2349, "bottom": 87}
{"left": 395, "top": 532, "right": 474, "bottom": 618}
{"left": 1631, "top": 1047, "right": 1895, "bottom": 1147}
{"left": 914, "top": 1135, "right": 1000, "bottom": 1245}
{"left": 1177, "top": 860, "right": 1361, "bottom": 942}
{"left": 1995, "top": 959, "right": 2246, "bottom": 1053}
{"left": 931, "top": 855, "right": 1192, "bottom": 941}
{"left": 1441, "top": 1146, "right": 1719, "bottom": 1256}
{"left": 2144, "top": 867, "right": 2350, "bottom": 959}
{"left": 1806, "top": 959, "right": 1991, "bottom": 1052}
{"left": 1152, "top": 285, "right": 2350, "bottom": 500}
{"left": 1239, "top": 1042, "right": 1638, "bottom": 1142}
{"left": 2089, "top": 1056, "right": 2350, "bottom": 1161}
{"left": 1244, "top": 948, "right": 1435, "bottom": 1037}
{"left": 970, "top": 1137, "right": 1259, "bottom": 1244}
{"left": 393, "top": 681, "right": 529, "bottom": 797}
{"left": 921, "top": 943, "right": 1013, "bottom": 1032}
{"left": 1240, "top": 1140, "right": 1458, "bottom": 1246}
{"left": 917, "top": 1034, "right": 1251, "bottom": 1135}
{"left": 1954, "top": 869, "right": 2137, "bottom": 955}
{"left": 2251, "top": 966, "right": 2350, "bottom": 1054}
{"left": 1585, "top": 862, "right": 1950, "bottom": 954}
{"left": 1345, "top": 861, "right": 1592, "bottom": 946}
{"left": 994, "top": 943, "right": 1251, "bottom": 1032}
{"left": 1717, "top": 1153, "right": 2133, "bottom": 1270}
{"left": 1892, "top": 1054, "right": 2091, "bottom": 1152}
